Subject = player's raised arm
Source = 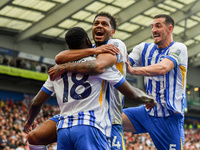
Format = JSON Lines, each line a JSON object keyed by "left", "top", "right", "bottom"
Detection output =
{"left": 49, "top": 52, "right": 117, "bottom": 81}
{"left": 55, "top": 44, "right": 120, "bottom": 64}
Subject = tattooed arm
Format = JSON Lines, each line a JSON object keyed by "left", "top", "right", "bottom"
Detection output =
{"left": 48, "top": 53, "right": 117, "bottom": 81}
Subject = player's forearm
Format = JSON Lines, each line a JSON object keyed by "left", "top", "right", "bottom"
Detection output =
{"left": 58, "top": 60, "right": 105, "bottom": 75}
{"left": 117, "top": 81, "right": 156, "bottom": 106}
{"left": 117, "top": 81, "right": 137, "bottom": 99}
{"left": 27, "top": 90, "right": 50, "bottom": 124}
{"left": 55, "top": 49, "right": 95, "bottom": 64}
{"left": 27, "top": 101, "right": 42, "bottom": 124}
{"left": 128, "top": 64, "right": 167, "bottom": 76}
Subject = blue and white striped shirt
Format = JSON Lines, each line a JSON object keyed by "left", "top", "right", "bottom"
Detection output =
{"left": 129, "top": 42, "right": 188, "bottom": 117}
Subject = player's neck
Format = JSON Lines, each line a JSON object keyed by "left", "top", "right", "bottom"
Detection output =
{"left": 157, "top": 38, "right": 173, "bottom": 49}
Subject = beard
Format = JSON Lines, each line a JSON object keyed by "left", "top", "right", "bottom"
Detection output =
{"left": 95, "top": 40, "right": 107, "bottom": 46}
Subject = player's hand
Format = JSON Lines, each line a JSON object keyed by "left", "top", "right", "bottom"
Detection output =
{"left": 125, "top": 60, "right": 133, "bottom": 74}
{"left": 48, "top": 64, "right": 65, "bottom": 81}
{"left": 24, "top": 121, "right": 36, "bottom": 134}
{"left": 94, "top": 44, "right": 120, "bottom": 55}
{"left": 131, "top": 87, "right": 157, "bottom": 108}
{"left": 145, "top": 102, "right": 156, "bottom": 109}
{"left": 139, "top": 95, "right": 157, "bottom": 109}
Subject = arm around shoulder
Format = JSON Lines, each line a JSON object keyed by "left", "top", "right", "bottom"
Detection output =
{"left": 94, "top": 53, "right": 117, "bottom": 74}
{"left": 55, "top": 48, "right": 95, "bottom": 64}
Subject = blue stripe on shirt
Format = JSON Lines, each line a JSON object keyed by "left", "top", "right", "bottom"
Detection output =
{"left": 68, "top": 115, "right": 74, "bottom": 127}
{"left": 173, "top": 68, "right": 177, "bottom": 109}
{"left": 142, "top": 43, "right": 150, "bottom": 66}
{"left": 116, "top": 54, "right": 119, "bottom": 62}
{"left": 89, "top": 110, "right": 95, "bottom": 126}
{"left": 165, "top": 72, "right": 172, "bottom": 116}
{"left": 78, "top": 111, "right": 84, "bottom": 125}
{"left": 148, "top": 45, "right": 157, "bottom": 66}
{"left": 57, "top": 116, "right": 64, "bottom": 129}
{"left": 63, "top": 74, "right": 69, "bottom": 102}
{"left": 145, "top": 79, "right": 152, "bottom": 95}
{"left": 155, "top": 81, "right": 161, "bottom": 117}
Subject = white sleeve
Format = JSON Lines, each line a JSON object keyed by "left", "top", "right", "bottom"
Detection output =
{"left": 41, "top": 76, "right": 55, "bottom": 96}
{"left": 99, "top": 66, "right": 125, "bottom": 88}
{"left": 128, "top": 42, "right": 145, "bottom": 67}
{"left": 108, "top": 39, "right": 127, "bottom": 63}
{"left": 164, "top": 42, "right": 188, "bottom": 69}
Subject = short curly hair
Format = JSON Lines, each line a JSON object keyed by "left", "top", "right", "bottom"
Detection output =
{"left": 93, "top": 12, "right": 117, "bottom": 30}
{"left": 65, "top": 27, "right": 88, "bottom": 49}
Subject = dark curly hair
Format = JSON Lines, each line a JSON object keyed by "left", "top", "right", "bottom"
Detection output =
{"left": 65, "top": 27, "right": 89, "bottom": 49}
{"left": 93, "top": 12, "right": 117, "bottom": 30}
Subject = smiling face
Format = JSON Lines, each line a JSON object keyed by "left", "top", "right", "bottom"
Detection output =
{"left": 92, "top": 16, "right": 115, "bottom": 46}
{"left": 151, "top": 17, "right": 173, "bottom": 48}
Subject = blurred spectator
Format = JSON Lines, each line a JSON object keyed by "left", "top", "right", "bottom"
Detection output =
{"left": 41, "top": 63, "right": 47, "bottom": 73}
{"left": 0, "top": 97, "right": 59, "bottom": 150}
{"left": 2, "top": 55, "right": 9, "bottom": 66}
{"left": 35, "top": 62, "right": 41, "bottom": 72}
{"left": 0, "top": 98, "right": 4, "bottom": 108}
{"left": 9, "top": 58, "right": 15, "bottom": 67}
{"left": 15, "top": 57, "right": 22, "bottom": 68}
{"left": 20, "top": 59, "right": 26, "bottom": 69}
{"left": 30, "top": 61, "right": 35, "bottom": 71}
{"left": 0, "top": 134, "right": 7, "bottom": 149}
{"left": 24, "top": 59, "right": 31, "bottom": 70}
{"left": 15, "top": 141, "right": 25, "bottom": 150}
{"left": 0, "top": 54, "right": 54, "bottom": 74}
{"left": 0, "top": 53, "right": 3, "bottom": 64}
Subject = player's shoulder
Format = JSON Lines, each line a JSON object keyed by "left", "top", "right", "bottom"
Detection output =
{"left": 172, "top": 42, "right": 187, "bottom": 51}
{"left": 72, "top": 56, "right": 96, "bottom": 63}
{"left": 174, "top": 41, "right": 187, "bottom": 47}
{"left": 140, "top": 42, "right": 155, "bottom": 47}
{"left": 108, "top": 39, "right": 126, "bottom": 47}
{"left": 134, "top": 42, "right": 153, "bottom": 49}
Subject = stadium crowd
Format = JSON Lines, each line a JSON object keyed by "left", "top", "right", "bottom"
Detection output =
{"left": 0, "top": 54, "right": 51, "bottom": 74}
{"left": 0, "top": 97, "right": 199, "bottom": 150}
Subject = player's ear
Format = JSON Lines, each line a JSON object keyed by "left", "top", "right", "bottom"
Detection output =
{"left": 86, "top": 37, "right": 92, "bottom": 48}
{"left": 111, "top": 29, "right": 115, "bottom": 37}
{"left": 168, "top": 25, "right": 173, "bottom": 33}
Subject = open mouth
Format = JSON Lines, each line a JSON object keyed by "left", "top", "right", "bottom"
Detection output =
{"left": 95, "top": 29, "right": 104, "bottom": 39}
{"left": 153, "top": 34, "right": 160, "bottom": 39}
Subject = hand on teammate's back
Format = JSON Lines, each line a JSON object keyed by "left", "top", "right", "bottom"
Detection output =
{"left": 48, "top": 64, "right": 66, "bottom": 81}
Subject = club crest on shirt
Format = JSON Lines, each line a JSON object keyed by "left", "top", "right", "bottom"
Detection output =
{"left": 113, "top": 42, "right": 119, "bottom": 47}
{"left": 175, "top": 49, "right": 181, "bottom": 56}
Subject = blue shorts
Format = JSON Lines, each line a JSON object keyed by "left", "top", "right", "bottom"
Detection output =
{"left": 123, "top": 105, "right": 184, "bottom": 150}
{"left": 110, "top": 124, "right": 126, "bottom": 150}
{"left": 57, "top": 125, "right": 110, "bottom": 150}
{"left": 49, "top": 114, "right": 60, "bottom": 123}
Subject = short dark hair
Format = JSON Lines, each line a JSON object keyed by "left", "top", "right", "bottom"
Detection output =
{"left": 65, "top": 27, "right": 89, "bottom": 49}
{"left": 153, "top": 14, "right": 174, "bottom": 27}
{"left": 93, "top": 12, "right": 117, "bottom": 30}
